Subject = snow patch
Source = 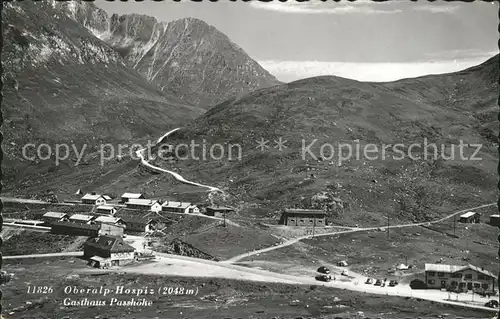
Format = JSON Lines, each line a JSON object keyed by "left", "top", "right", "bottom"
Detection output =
{"left": 67, "top": 1, "right": 78, "bottom": 18}
{"left": 38, "top": 43, "right": 53, "bottom": 63}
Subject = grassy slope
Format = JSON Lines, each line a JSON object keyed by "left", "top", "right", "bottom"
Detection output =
{"left": 148, "top": 55, "right": 499, "bottom": 226}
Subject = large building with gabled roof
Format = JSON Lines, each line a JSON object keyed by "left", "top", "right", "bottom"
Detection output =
{"left": 83, "top": 235, "right": 136, "bottom": 267}
{"left": 424, "top": 263, "right": 497, "bottom": 292}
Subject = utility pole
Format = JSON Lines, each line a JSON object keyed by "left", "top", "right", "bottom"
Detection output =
{"left": 313, "top": 221, "right": 315, "bottom": 237}
{"left": 453, "top": 215, "right": 456, "bottom": 236}
{"left": 387, "top": 215, "right": 390, "bottom": 239}
{"left": 223, "top": 210, "right": 226, "bottom": 227}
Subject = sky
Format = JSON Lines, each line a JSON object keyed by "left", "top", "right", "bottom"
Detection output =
{"left": 95, "top": 0, "right": 499, "bottom": 82}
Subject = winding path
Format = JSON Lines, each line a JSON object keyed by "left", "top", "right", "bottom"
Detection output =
{"left": 135, "top": 128, "right": 223, "bottom": 193}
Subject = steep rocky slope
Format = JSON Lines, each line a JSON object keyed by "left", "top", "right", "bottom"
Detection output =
{"left": 54, "top": 0, "right": 281, "bottom": 108}
{"left": 2, "top": 1, "right": 203, "bottom": 187}
{"left": 148, "top": 55, "right": 499, "bottom": 224}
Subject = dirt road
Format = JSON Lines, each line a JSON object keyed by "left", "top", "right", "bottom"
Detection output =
{"left": 224, "top": 202, "right": 497, "bottom": 263}
{"left": 135, "top": 128, "right": 223, "bottom": 193}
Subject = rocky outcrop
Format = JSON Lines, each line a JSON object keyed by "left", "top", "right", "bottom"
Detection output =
{"left": 1, "top": 1, "right": 204, "bottom": 188}
{"left": 56, "top": 1, "right": 281, "bottom": 107}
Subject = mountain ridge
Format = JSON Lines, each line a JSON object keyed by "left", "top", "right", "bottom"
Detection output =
{"left": 54, "top": 0, "right": 281, "bottom": 107}
{"left": 145, "top": 54, "right": 499, "bottom": 223}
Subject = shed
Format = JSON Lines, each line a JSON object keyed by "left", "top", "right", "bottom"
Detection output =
{"left": 161, "top": 201, "right": 194, "bottom": 214}
{"left": 459, "top": 211, "right": 480, "bottom": 224}
{"left": 94, "top": 216, "right": 125, "bottom": 226}
{"left": 281, "top": 208, "right": 326, "bottom": 226}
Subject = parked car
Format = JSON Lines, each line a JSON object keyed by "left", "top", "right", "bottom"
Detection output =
{"left": 317, "top": 266, "right": 331, "bottom": 274}
{"left": 337, "top": 260, "right": 348, "bottom": 267}
{"left": 409, "top": 279, "right": 427, "bottom": 290}
{"left": 341, "top": 270, "right": 349, "bottom": 276}
{"left": 365, "top": 278, "right": 374, "bottom": 284}
{"left": 485, "top": 300, "right": 499, "bottom": 308}
{"left": 375, "top": 279, "right": 382, "bottom": 286}
{"left": 389, "top": 280, "right": 398, "bottom": 287}
{"left": 315, "top": 274, "right": 332, "bottom": 282}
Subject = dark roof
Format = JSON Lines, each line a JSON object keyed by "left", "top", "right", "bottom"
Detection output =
{"left": 284, "top": 208, "right": 326, "bottom": 216}
{"left": 425, "top": 263, "right": 497, "bottom": 279}
{"left": 206, "top": 206, "right": 235, "bottom": 211}
{"left": 84, "top": 235, "right": 135, "bottom": 253}
{"left": 121, "top": 217, "right": 154, "bottom": 226}
{"left": 52, "top": 221, "right": 99, "bottom": 230}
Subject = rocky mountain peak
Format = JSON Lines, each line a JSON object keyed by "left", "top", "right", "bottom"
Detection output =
{"left": 54, "top": 2, "right": 281, "bottom": 107}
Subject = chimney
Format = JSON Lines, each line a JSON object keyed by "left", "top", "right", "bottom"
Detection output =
{"left": 91, "top": 192, "right": 96, "bottom": 195}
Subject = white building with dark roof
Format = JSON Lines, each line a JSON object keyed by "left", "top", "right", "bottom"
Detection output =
{"left": 81, "top": 194, "right": 107, "bottom": 205}
{"left": 161, "top": 201, "right": 197, "bottom": 214}
{"left": 95, "top": 205, "right": 117, "bottom": 216}
{"left": 125, "top": 199, "right": 162, "bottom": 212}
{"left": 424, "top": 263, "right": 497, "bottom": 292}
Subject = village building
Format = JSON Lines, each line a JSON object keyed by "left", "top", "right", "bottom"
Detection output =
{"left": 98, "top": 223, "right": 125, "bottom": 237}
{"left": 125, "top": 199, "right": 162, "bottom": 212}
{"left": 120, "top": 193, "right": 145, "bottom": 203}
{"left": 69, "top": 214, "right": 95, "bottom": 224}
{"left": 42, "top": 212, "right": 69, "bottom": 224}
{"left": 459, "top": 211, "right": 481, "bottom": 224}
{"left": 424, "top": 263, "right": 497, "bottom": 292}
{"left": 204, "top": 205, "right": 235, "bottom": 218}
{"left": 281, "top": 208, "right": 326, "bottom": 226}
{"left": 95, "top": 205, "right": 117, "bottom": 216}
{"left": 122, "top": 217, "right": 156, "bottom": 233}
{"left": 81, "top": 193, "right": 108, "bottom": 205}
{"left": 94, "top": 216, "right": 126, "bottom": 227}
{"left": 83, "top": 235, "right": 136, "bottom": 268}
{"left": 51, "top": 221, "right": 99, "bottom": 237}
{"left": 161, "top": 201, "right": 196, "bottom": 214}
